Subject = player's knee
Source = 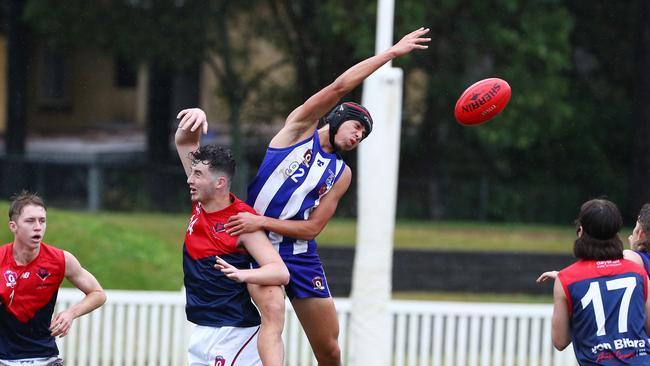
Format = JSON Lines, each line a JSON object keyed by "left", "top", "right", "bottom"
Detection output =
{"left": 259, "top": 298, "right": 285, "bottom": 325}
{"left": 314, "top": 339, "right": 341, "bottom": 363}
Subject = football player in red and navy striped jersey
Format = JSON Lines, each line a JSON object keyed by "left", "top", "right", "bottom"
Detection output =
{"left": 0, "top": 192, "right": 106, "bottom": 365}
{"left": 551, "top": 199, "right": 650, "bottom": 365}
{"left": 175, "top": 111, "right": 289, "bottom": 366}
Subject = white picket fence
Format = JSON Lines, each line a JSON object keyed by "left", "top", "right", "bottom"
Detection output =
{"left": 54, "top": 288, "right": 577, "bottom": 366}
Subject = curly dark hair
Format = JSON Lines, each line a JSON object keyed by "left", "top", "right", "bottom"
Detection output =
{"left": 633, "top": 203, "right": 650, "bottom": 251}
{"left": 9, "top": 190, "right": 46, "bottom": 221}
{"left": 573, "top": 199, "right": 623, "bottom": 260}
{"left": 189, "top": 145, "right": 236, "bottom": 182}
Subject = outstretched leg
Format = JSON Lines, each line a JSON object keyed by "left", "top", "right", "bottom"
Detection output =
{"left": 291, "top": 297, "right": 341, "bottom": 366}
{"left": 248, "top": 284, "right": 286, "bottom": 366}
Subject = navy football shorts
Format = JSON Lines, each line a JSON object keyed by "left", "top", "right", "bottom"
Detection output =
{"left": 282, "top": 252, "right": 331, "bottom": 299}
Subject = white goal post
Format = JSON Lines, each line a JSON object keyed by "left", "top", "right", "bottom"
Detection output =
{"left": 350, "top": 1, "right": 401, "bottom": 365}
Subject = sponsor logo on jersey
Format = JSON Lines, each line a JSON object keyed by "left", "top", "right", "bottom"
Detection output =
{"left": 188, "top": 214, "right": 199, "bottom": 235}
{"left": 4, "top": 270, "right": 17, "bottom": 288}
{"left": 595, "top": 259, "right": 622, "bottom": 268}
{"left": 283, "top": 161, "right": 300, "bottom": 178}
{"left": 37, "top": 267, "right": 50, "bottom": 281}
{"left": 20, "top": 272, "right": 30, "bottom": 279}
{"left": 312, "top": 276, "right": 325, "bottom": 291}
{"left": 595, "top": 350, "right": 636, "bottom": 363}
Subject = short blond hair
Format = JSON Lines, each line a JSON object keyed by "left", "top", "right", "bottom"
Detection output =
{"left": 9, "top": 191, "right": 46, "bottom": 221}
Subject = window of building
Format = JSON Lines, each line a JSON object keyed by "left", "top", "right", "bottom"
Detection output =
{"left": 115, "top": 56, "right": 137, "bottom": 88}
{"left": 37, "top": 45, "right": 72, "bottom": 110}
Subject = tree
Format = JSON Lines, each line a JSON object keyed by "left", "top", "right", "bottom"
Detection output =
{"left": 384, "top": 0, "right": 573, "bottom": 221}
{"left": 628, "top": 0, "right": 650, "bottom": 219}
{"left": 23, "top": 0, "right": 209, "bottom": 163}
{"left": 22, "top": 1, "right": 290, "bottom": 196}
{"left": 264, "top": 1, "right": 375, "bottom": 102}
{"left": 200, "top": 0, "right": 288, "bottom": 194}
{"left": 5, "top": 0, "right": 28, "bottom": 156}
{"left": 263, "top": 1, "right": 581, "bottom": 222}
{"left": 2, "top": 0, "right": 30, "bottom": 197}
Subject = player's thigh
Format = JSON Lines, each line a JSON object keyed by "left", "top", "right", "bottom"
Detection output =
{"left": 291, "top": 297, "right": 340, "bottom": 342}
{"left": 188, "top": 325, "right": 261, "bottom": 366}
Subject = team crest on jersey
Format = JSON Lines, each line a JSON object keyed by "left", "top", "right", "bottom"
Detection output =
{"left": 303, "top": 149, "right": 313, "bottom": 167}
{"left": 214, "top": 223, "right": 226, "bottom": 233}
{"left": 312, "top": 276, "right": 325, "bottom": 291}
{"left": 37, "top": 267, "right": 50, "bottom": 281}
{"left": 214, "top": 356, "right": 226, "bottom": 366}
{"left": 4, "top": 270, "right": 17, "bottom": 288}
{"left": 211, "top": 222, "right": 228, "bottom": 239}
{"left": 318, "top": 169, "right": 336, "bottom": 196}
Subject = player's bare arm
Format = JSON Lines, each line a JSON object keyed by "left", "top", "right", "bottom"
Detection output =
{"left": 51, "top": 251, "right": 106, "bottom": 338}
{"left": 270, "top": 27, "right": 431, "bottom": 148}
{"left": 226, "top": 167, "right": 352, "bottom": 239}
{"left": 645, "top": 278, "right": 650, "bottom": 335}
{"left": 536, "top": 270, "right": 558, "bottom": 283}
{"left": 214, "top": 230, "right": 289, "bottom": 286}
{"left": 175, "top": 108, "right": 209, "bottom": 177}
{"left": 551, "top": 277, "right": 571, "bottom": 350}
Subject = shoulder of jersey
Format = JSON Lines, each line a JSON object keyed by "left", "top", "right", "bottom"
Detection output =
{"left": 233, "top": 198, "right": 258, "bottom": 215}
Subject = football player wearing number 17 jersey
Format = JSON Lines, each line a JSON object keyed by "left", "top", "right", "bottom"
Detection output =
{"left": 552, "top": 199, "right": 650, "bottom": 365}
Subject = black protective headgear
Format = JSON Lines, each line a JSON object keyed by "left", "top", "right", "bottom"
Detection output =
{"left": 325, "top": 102, "right": 373, "bottom": 151}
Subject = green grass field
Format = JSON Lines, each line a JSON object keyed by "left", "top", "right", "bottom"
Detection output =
{"left": 321, "top": 218, "right": 577, "bottom": 253}
{"left": 0, "top": 202, "right": 577, "bottom": 302}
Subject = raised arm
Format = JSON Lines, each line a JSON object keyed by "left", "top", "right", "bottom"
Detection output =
{"left": 175, "top": 108, "right": 208, "bottom": 177}
{"left": 226, "top": 167, "right": 352, "bottom": 240}
{"left": 270, "top": 27, "right": 431, "bottom": 148}
{"left": 214, "top": 230, "right": 290, "bottom": 286}
{"left": 645, "top": 277, "right": 650, "bottom": 335}
{"left": 551, "top": 277, "right": 571, "bottom": 350}
{"left": 51, "top": 251, "right": 107, "bottom": 338}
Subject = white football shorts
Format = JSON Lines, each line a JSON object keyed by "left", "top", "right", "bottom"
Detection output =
{"left": 0, "top": 357, "right": 64, "bottom": 366}
{"left": 188, "top": 324, "right": 261, "bottom": 366}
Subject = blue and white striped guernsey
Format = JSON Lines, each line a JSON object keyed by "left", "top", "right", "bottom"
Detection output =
{"left": 247, "top": 130, "right": 346, "bottom": 257}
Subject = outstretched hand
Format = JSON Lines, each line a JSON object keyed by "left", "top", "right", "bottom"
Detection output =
{"left": 214, "top": 256, "right": 247, "bottom": 283}
{"left": 390, "top": 27, "right": 431, "bottom": 58}
{"left": 177, "top": 108, "right": 208, "bottom": 134}
{"left": 536, "top": 271, "right": 559, "bottom": 284}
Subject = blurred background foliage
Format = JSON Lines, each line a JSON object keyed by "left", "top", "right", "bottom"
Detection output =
{"left": 3, "top": 0, "right": 648, "bottom": 224}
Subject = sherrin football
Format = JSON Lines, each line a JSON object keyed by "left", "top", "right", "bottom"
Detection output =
{"left": 454, "top": 78, "right": 511, "bottom": 126}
